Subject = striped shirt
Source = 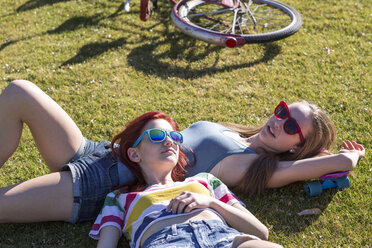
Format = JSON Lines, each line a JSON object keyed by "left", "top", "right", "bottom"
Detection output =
{"left": 89, "top": 173, "right": 241, "bottom": 248}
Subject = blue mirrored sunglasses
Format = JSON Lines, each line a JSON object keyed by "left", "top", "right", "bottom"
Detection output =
{"left": 132, "top": 129, "right": 183, "bottom": 148}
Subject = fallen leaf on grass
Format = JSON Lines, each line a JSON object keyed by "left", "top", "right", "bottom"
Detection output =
{"left": 297, "top": 208, "right": 322, "bottom": 216}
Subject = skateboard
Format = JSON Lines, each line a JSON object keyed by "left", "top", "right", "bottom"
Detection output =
{"left": 304, "top": 171, "right": 350, "bottom": 197}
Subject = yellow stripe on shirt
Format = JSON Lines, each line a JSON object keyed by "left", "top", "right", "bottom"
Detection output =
{"left": 125, "top": 181, "right": 211, "bottom": 234}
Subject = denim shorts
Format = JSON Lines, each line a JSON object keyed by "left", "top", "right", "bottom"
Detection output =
{"left": 61, "top": 138, "right": 120, "bottom": 223}
{"left": 141, "top": 220, "right": 260, "bottom": 248}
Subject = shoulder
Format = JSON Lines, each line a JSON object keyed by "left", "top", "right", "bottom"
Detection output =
{"left": 105, "top": 190, "right": 119, "bottom": 198}
{"left": 188, "top": 121, "right": 222, "bottom": 129}
{"left": 103, "top": 190, "right": 126, "bottom": 204}
{"left": 190, "top": 172, "right": 212, "bottom": 179}
{"left": 191, "top": 173, "right": 223, "bottom": 185}
{"left": 183, "top": 122, "right": 227, "bottom": 135}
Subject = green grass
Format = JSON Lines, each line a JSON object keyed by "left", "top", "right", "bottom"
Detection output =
{"left": 0, "top": 0, "right": 371, "bottom": 247}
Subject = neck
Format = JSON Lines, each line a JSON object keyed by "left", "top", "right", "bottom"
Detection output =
{"left": 143, "top": 170, "right": 174, "bottom": 186}
{"left": 246, "top": 134, "right": 277, "bottom": 153}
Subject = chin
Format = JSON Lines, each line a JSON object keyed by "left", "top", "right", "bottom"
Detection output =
{"left": 162, "top": 157, "right": 178, "bottom": 165}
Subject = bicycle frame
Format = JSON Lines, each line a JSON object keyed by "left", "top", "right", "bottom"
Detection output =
{"left": 140, "top": 0, "right": 177, "bottom": 21}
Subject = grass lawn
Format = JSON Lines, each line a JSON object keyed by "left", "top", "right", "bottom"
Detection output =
{"left": 0, "top": 0, "right": 370, "bottom": 247}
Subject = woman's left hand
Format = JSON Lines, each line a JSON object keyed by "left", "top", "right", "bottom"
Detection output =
{"left": 167, "top": 191, "right": 214, "bottom": 214}
{"left": 338, "top": 140, "right": 365, "bottom": 170}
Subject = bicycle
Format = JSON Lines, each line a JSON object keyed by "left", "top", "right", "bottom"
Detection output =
{"left": 127, "top": 0, "right": 302, "bottom": 48}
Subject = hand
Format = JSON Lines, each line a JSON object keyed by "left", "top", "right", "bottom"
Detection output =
{"left": 339, "top": 140, "right": 365, "bottom": 157}
{"left": 338, "top": 140, "right": 365, "bottom": 169}
{"left": 167, "top": 191, "right": 214, "bottom": 214}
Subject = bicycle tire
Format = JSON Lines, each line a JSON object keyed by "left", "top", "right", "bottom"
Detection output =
{"left": 140, "top": 0, "right": 151, "bottom": 21}
{"left": 172, "top": 0, "right": 302, "bottom": 47}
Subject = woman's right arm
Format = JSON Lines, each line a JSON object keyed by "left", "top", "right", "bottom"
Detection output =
{"left": 168, "top": 191, "right": 269, "bottom": 240}
{"left": 97, "top": 226, "right": 121, "bottom": 248}
{"left": 267, "top": 141, "right": 365, "bottom": 188}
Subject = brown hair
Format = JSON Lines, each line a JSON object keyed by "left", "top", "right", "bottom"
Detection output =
{"left": 221, "top": 100, "right": 337, "bottom": 196}
{"left": 111, "top": 111, "right": 189, "bottom": 193}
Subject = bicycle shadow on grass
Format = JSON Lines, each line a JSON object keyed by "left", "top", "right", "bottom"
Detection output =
{"left": 240, "top": 183, "right": 338, "bottom": 235}
{"left": 122, "top": 0, "right": 281, "bottom": 79}
{"left": 127, "top": 37, "right": 281, "bottom": 79}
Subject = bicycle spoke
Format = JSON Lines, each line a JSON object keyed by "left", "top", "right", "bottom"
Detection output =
{"left": 187, "top": 5, "right": 236, "bottom": 32}
{"left": 187, "top": 7, "right": 234, "bottom": 18}
{"left": 232, "top": 9, "right": 240, "bottom": 34}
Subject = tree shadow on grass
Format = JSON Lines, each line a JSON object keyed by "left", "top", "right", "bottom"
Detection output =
{"left": 0, "top": 184, "right": 339, "bottom": 247}
{"left": 60, "top": 38, "right": 127, "bottom": 66}
{"left": 107, "top": 2, "right": 126, "bottom": 19}
{"left": 0, "top": 40, "right": 17, "bottom": 51}
{"left": 240, "top": 182, "right": 337, "bottom": 235}
{"left": 0, "top": 13, "right": 105, "bottom": 52}
{"left": 0, "top": 221, "right": 129, "bottom": 247}
{"left": 7, "top": 0, "right": 281, "bottom": 74}
{"left": 16, "top": 0, "right": 72, "bottom": 12}
{"left": 44, "top": 2, "right": 127, "bottom": 34}
{"left": 47, "top": 14, "right": 105, "bottom": 35}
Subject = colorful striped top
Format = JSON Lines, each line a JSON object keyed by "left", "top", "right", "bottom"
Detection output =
{"left": 89, "top": 173, "right": 241, "bottom": 248}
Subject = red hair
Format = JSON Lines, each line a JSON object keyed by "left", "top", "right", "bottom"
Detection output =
{"left": 111, "top": 112, "right": 188, "bottom": 192}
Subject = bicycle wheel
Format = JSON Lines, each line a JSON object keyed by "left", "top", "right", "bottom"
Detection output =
{"left": 172, "top": 0, "right": 302, "bottom": 47}
{"left": 140, "top": 0, "right": 151, "bottom": 21}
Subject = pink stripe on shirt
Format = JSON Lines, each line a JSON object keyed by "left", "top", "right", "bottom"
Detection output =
{"left": 91, "top": 215, "right": 124, "bottom": 231}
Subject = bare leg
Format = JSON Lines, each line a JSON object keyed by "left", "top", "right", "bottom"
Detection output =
{"left": 0, "top": 80, "right": 83, "bottom": 171}
{"left": 234, "top": 240, "right": 283, "bottom": 248}
{"left": 0, "top": 171, "right": 73, "bottom": 222}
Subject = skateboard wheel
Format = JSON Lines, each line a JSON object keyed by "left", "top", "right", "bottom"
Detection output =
{"left": 335, "top": 176, "right": 350, "bottom": 189}
{"left": 304, "top": 181, "right": 322, "bottom": 197}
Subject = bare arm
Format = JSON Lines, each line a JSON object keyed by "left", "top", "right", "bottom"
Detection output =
{"left": 267, "top": 141, "right": 365, "bottom": 188}
{"left": 97, "top": 226, "right": 121, "bottom": 248}
{"left": 168, "top": 192, "right": 269, "bottom": 240}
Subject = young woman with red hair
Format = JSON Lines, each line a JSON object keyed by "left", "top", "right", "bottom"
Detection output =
{"left": 0, "top": 80, "right": 365, "bottom": 224}
{"left": 89, "top": 116, "right": 281, "bottom": 248}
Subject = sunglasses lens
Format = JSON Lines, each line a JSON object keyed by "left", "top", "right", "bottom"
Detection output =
{"left": 275, "top": 104, "right": 288, "bottom": 118}
{"left": 148, "top": 129, "right": 166, "bottom": 142}
{"left": 284, "top": 119, "right": 298, "bottom": 134}
{"left": 170, "top": 131, "right": 183, "bottom": 144}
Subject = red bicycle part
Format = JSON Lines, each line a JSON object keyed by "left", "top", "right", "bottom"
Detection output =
{"left": 140, "top": 0, "right": 151, "bottom": 21}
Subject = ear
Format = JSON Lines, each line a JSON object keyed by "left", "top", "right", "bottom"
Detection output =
{"left": 289, "top": 147, "right": 298, "bottom": 153}
{"left": 127, "top": 147, "right": 141, "bottom": 163}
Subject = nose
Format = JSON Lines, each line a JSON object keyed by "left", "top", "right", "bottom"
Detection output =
{"left": 274, "top": 118, "right": 285, "bottom": 131}
{"left": 163, "top": 134, "right": 173, "bottom": 147}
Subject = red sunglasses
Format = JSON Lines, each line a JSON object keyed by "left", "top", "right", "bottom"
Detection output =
{"left": 274, "top": 101, "right": 305, "bottom": 143}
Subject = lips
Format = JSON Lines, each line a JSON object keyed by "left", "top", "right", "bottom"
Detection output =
{"left": 162, "top": 148, "right": 176, "bottom": 154}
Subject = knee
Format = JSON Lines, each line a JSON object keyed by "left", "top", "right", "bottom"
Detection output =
{"left": 235, "top": 240, "right": 283, "bottom": 248}
{"left": 7, "top": 80, "right": 37, "bottom": 93}
{"left": 2, "top": 80, "right": 39, "bottom": 102}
